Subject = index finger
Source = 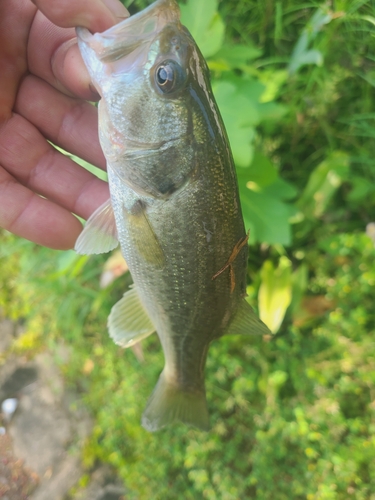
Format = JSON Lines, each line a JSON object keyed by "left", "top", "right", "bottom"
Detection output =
{"left": 0, "top": 0, "right": 36, "bottom": 121}
{"left": 32, "top": 0, "right": 129, "bottom": 33}
{"left": 28, "top": 0, "right": 129, "bottom": 100}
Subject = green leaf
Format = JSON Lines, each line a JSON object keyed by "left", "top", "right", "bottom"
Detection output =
{"left": 225, "top": 75, "right": 265, "bottom": 102}
{"left": 297, "top": 151, "right": 350, "bottom": 218}
{"left": 258, "top": 69, "right": 288, "bottom": 103}
{"left": 213, "top": 80, "right": 259, "bottom": 167}
{"left": 268, "top": 370, "right": 288, "bottom": 389}
{"left": 236, "top": 158, "right": 297, "bottom": 245}
{"left": 346, "top": 176, "right": 375, "bottom": 202}
{"left": 212, "top": 43, "right": 262, "bottom": 69}
{"left": 239, "top": 152, "right": 278, "bottom": 188}
{"left": 258, "top": 257, "right": 293, "bottom": 333}
{"left": 179, "top": 0, "right": 225, "bottom": 58}
{"left": 288, "top": 6, "right": 332, "bottom": 74}
{"left": 257, "top": 102, "right": 288, "bottom": 122}
{"left": 290, "top": 49, "right": 323, "bottom": 72}
{"left": 290, "top": 263, "right": 309, "bottom": 316}
{"left": 238, "top": 187, "right": 295, "bottom": 246}
{"left": 262, "top": 177, "right": 298, "bottom": 201}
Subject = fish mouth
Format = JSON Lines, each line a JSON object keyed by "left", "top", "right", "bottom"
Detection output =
{"left": 76, "top": 0, "right": 180, "bottom": 62}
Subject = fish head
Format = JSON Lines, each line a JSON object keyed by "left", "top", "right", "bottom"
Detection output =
{"left": 76, "top": 0, "right": 221, "bottom": 162}
{"left": 76, "top": 0, "right": 182, "bottom": 92}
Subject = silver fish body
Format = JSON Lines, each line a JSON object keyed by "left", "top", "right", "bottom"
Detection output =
{"left": 75, "top": 0, "right": 269, "bottom": 431}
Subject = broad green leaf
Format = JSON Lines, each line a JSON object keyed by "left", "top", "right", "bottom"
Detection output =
{"left": 257, "top": 102, "right": 288, "bottom": 122}
{"left": 212, "top": 44, "right": 262, "bottom": 69}
{"left": 213, "top": 81, "right": 259, "bottom": 167}
{"left": 179, "top": 0, "right": 224, "bottom": 58}
{"left": 213, "top": 83, "right": 259, "bottom": 126}
{"left": 346, "top": 176, "right": 375, "bottom": 202}
{"left": 298, "top": 151, "right": 349, "bottom": 218}
{"left": 238, "top": 185, "right": 295, "bottom": 245}
{"left": 258, "top": 257, "right": 293, "bottom": 333}
{"left": 262, "top": 177, "right": 298, "bottom": 201}
{"left": 224, "top": 74, "right": 265, "bottom": 102}
{"left": 240, "top": 151, "right": 278, "bottom": 188}
{"left": 237, "top": 157, "right": 297, "bottom": 245}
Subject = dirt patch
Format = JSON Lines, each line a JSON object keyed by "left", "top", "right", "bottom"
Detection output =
{"left": 0, "top": 433, "right": 39, "bottom": 499}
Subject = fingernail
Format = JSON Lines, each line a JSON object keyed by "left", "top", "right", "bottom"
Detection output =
{"left": 101, "top": 0, "right": 129, "bottom": 20}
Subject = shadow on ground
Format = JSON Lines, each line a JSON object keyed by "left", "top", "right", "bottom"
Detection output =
{"left": 0, "top": 318, "right": 126, "bottom": 500}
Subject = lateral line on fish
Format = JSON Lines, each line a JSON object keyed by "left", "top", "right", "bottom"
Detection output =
{"left": 212, "top": 231, "right": 250, "bottom": 292}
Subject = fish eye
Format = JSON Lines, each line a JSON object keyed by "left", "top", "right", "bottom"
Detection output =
{"left": 154, "top": 60, "right": 185, "bottom": 94}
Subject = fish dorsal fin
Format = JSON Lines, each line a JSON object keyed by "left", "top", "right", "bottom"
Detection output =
{"left": 75, "top": 198, "right": 118, "bottom": 255}
{"left": 108, "top": 286, "right": 155, "bottom": 348}
{"left": 227, "top": 299, "right": 271, "bottom": 336}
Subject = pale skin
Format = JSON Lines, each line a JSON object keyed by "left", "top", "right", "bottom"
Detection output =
{"left": 0, "top": 0, "right": 129, "bottom": 250}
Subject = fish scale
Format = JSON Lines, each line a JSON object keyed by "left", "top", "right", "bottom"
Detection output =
{"left": 75, "top": 0, "right": 270, "bottom": 432}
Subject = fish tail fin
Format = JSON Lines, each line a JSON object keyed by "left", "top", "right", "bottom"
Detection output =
{"left": 141, "top": 371, "right": 210, "bottom": 432}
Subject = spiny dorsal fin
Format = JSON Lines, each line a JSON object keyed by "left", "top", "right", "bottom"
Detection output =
{"left": 75, "top": 198, "right": 118, "bottom": 255}
{"left": 227, "top": 299, "right": 271, "bottom": 336}
{"left": 108, "top": 286, "right": 155, "bottom": 348}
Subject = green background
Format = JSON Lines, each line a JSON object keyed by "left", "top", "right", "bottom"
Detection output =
{"left": 1, "top": 0, "right": 375, "bottom": 498}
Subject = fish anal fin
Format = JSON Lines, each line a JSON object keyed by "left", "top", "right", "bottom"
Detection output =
{"left": 227, "top": 299, "right": 271, "bottom": 336}
{"left": 75, "top": 198, "right": 118, "bottom": 255}
{"left": 127, "top": 202, "right": 164, "bottom": 268}
{"left": 141, "top": 371, "right": 210, "bottom": 432}
{"left": 108, "top": 286, "right": 155, "bottom": 348}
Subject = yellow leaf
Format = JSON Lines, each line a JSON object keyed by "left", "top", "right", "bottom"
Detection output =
{"left": 258, "top": 257, "right": 292, "bottom": 333}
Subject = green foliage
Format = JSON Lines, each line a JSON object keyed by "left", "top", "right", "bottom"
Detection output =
{"left": 4, "top": 230, "right": 375, "bottom": 499}
{"left": 179, "top": 0, "right": 225, "bottom": 57}
{"left": 2, "top": 0, "right": 375, "bottom": 498}
{"left": 288, "top": 5, "right": 333, "bottom": 74}
{"left": 258, "top": 256, "right": 292, "bottom": 333}
{"left": 298, "top": 151, "right": 350, "bottom": 220}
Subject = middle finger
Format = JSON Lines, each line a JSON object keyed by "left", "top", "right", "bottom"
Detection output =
{"left": 15, "top": 74, "right": 106, "bottom": 170}
{"left": 0, "top": 112, "right": 109, "bottom": 220}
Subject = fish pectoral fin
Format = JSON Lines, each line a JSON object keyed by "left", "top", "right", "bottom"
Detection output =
{"left": 227, "top": 299, "right": 271, "bottom": 336}
{"left": 127, "top": 202, "right": 165, "bottom": 268}
{"left": 75, "top": 198, "right": 118, "bottom": 255}
{"left": 108, "top": 286, "right": 155, "bottom": 348}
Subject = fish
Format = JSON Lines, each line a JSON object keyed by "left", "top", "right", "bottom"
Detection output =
{"left": 75, "top": 0, "right": 270, "bottom": 432}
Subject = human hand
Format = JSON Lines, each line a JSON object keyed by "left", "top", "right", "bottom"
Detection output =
{"left": 0, "top": 0, "right": 129, "bottom": 250}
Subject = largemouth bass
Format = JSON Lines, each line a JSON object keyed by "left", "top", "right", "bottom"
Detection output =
{"left": 75, "top": 0, "right": 269, "bottom": 432}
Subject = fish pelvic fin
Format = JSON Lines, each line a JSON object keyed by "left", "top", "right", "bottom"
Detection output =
{"left": 227, "top": 299, "right": 271, "bottom": 336}
{"left": 75, "top": 198, "right": 118, "bottom": 255}
{"left": 108, "top": 286, "right": 155, "bottom": 348}
{"left": 141, "top": 371, "right": 210, "bottom": 432}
